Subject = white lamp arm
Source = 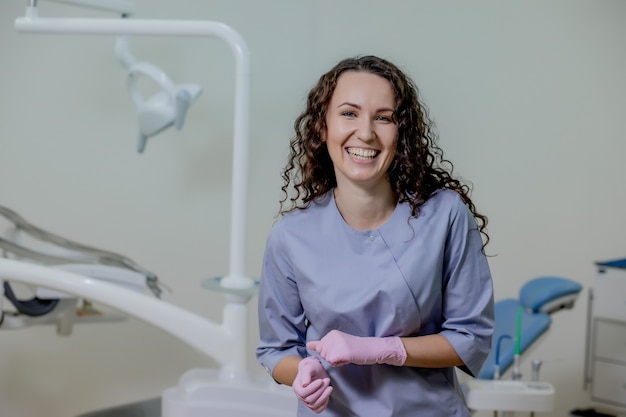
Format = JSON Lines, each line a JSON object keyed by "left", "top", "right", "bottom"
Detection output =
{"left": 15, "top": 15, "right": 252, "bottom": 290}
{"left": 43, "top": 0, "right": 135, "bottom": 16}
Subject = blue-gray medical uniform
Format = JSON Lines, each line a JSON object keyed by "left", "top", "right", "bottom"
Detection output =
{"left": 257, "top": 189, "right": 494, "bottom": 416}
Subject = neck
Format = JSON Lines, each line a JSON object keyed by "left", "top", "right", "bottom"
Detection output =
{"left": 333, "top": 184, "right": 397, "bottom": 231}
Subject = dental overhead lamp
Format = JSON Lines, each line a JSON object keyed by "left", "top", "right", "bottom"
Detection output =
{"left": 37, "top": 0, "right": 204, "bottom": 153}
{"left": 115, "top": 36, "right": 203, "bottom": 153}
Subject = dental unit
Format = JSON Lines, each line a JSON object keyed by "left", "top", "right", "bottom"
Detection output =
{"left": 2, "top": 1, "right": 297, "bottom": 416}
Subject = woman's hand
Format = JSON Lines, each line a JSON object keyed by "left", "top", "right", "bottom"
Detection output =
{"left": 292, "top": 356, "right": 333, "bottom": 413}
{"left": 307, "top": 329, "right": 407, "bottom": 366}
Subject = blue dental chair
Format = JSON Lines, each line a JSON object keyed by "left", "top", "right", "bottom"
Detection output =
{"left": 462, "top": 276, "right": 583, "bottom": 414}
{"left": 479, "top": 276, "right": 583, "bottom": 380}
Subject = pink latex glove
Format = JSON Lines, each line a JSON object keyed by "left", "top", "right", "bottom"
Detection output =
{"left": 307, "top": 329, "right": 407, "bottom": 367}
{"left": 292, "top": 356, "right": 333, "bottom": 414}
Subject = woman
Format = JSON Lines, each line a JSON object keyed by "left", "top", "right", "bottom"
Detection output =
{"left": 256, "top": 55, "right": 494, "bottom": 416}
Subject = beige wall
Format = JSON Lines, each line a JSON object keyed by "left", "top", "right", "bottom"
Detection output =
{"left": 0, "top": 1, "right": 624, "bottom": 416}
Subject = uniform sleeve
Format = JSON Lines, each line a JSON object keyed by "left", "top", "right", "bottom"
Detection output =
{"left": 439, "top": 195, "right": 494, "bottom": 377}
{"left": 256, "top": 223, "right": 308, "bottom": 377}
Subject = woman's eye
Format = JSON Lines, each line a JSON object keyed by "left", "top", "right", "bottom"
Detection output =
{"left": 376, "top": 115, "right": 392, "bottom": 122}
{"left": 341, "top": 111, "right": 357, "bottom": 117}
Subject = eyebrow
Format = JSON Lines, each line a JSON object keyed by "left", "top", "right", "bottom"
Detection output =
{"left": 337, "top": 101, "right": 360, "bottom": 109}
{"left": 337, "top": 102, "right": 394, "bottom": 112}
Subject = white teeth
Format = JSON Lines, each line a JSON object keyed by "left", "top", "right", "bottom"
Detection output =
{"left": 347, "top": 148, "right": 377, "bottom": 160}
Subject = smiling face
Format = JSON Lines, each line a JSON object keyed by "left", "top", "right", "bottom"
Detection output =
{"left": 322, "top": 71, "right": 399, "bottom": 192}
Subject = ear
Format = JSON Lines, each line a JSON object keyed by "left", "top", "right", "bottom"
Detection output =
{"left": 319, "top": 124, "right": 327, "bottom": 142}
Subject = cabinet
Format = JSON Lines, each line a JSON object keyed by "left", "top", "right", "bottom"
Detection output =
{"left": 586, "top": 259, "right": 626, "bottom": 413}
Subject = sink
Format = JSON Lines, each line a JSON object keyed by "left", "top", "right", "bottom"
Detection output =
{"left": 464, "top": 379, "right": 555, "bottom": 412}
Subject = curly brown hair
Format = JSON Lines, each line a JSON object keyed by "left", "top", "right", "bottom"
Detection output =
{"left": 279, "top": 55, "right": 489, "bottom": 247}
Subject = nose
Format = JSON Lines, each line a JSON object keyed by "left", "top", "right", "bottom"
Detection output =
{"left": 355, "top": 117, "right": 375, "bottom": 142}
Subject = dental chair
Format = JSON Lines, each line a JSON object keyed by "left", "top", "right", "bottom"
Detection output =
{"left": 0, "top": 206, "right": 297, "bottom": 417}
{"left": 0, "top": 205, "right": 163, "bottom": 334}
{"left": 463, "top": 275, "right": 583, "bottom": 415}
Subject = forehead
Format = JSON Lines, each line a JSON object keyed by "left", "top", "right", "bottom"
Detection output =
{"left": 331, "top": 71, "right": 396, "bottom": 106}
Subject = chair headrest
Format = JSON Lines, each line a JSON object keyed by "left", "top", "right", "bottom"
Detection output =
{"left": 519, "top": 276, "right": 583, "bottom": 314}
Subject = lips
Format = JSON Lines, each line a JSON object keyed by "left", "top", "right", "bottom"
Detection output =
{"left": 346, "top": 147, "right": 379, "bottom": 160}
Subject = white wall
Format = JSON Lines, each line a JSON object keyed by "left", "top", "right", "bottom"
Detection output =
{"left": 0, "top": 1, "right": 624, "bottom": 416}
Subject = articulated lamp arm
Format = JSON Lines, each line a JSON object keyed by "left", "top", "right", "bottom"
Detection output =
{"left": 15, "top": 10, "right": 253, "bottom": 291}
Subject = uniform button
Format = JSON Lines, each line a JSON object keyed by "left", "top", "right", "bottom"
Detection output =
{"left": 369, "top": 234, "right": 375, "bottom": 241}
